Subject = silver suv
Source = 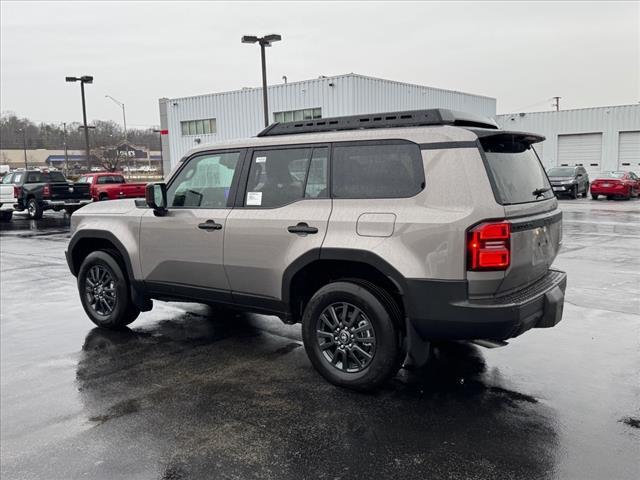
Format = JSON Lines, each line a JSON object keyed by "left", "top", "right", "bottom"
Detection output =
{"left": 66, "top": 109, "right": 567, "bottom": 390}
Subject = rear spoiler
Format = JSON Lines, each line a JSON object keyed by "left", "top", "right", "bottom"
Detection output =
{"left": 469, "top": 128, "right": 545, "bottom": 144}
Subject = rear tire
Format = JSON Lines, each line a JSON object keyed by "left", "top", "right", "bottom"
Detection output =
{"left": 583, "top": 183, "right": 589, "bottom": 197}
{"left": 27, "top": 198, "right": 43, "bottom": 219}
{"left": 77, "top": 250, "right": 140, "bottom": 329}
{"left": 0, "top": 210, "right": 12, "bottom": 222}
{"left": 607, "top": 196, "right": 613, "bottom": 200}
{"left": 301, "top": 281, "right": 401, "bottom": 391}
{"left": 591, "top": 194, "right": 598, "bottom": 200}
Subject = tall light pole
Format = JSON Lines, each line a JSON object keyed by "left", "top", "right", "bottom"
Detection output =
{"left": 152, "top": 128, "right": 166, "bottom": 177}
{"left": 15, "top": 128, "right": 27, "bottom": 169}
{"left": 63, "top": 122, "right": 69, "bottom": 175}
{"left": 241, "top": 34, "right": 282, "bottom": 127}
{"left": 105, "top": 95, "right": 127, "bottom": 141}
{"left": 66, "top": 75, "right": 93, "bottom": 170}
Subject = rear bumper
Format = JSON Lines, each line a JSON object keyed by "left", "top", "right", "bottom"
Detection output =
{"left": 405, "top": 269, "right": 567, "bottom": 341}
{"left": 42, "top": 199, "right": 92, "bottom": 208}
{"left": 591, "top": 186, "right": 628, "bottom": 196}
{"left": 0, "top": 201, "right": 15, "bottom": 211}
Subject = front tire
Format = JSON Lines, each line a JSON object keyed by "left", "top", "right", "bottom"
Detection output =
{"left": 77, "top": 250, "right": 140, "bottom": 328}
{"left": 591, "top": 194, "right": 598, "bottom": 200}
{"left": 571, "top": 185, "right": 578, "bottom": 199}
{"left": 301, "top": 281, "right": 401, "bottom": 391}
{"left": 583, "top": 183, "right": 589, "bottom": 197}
{"left": 27, "top": 198, "right": 43, "bottom": 219}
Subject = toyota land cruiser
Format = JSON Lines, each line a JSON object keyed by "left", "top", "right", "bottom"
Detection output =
{"left": 66, "top": 109, "right": 566, "bottom": 390}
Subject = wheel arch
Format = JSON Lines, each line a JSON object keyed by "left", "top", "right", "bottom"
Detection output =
{"left": 68, "top": 230, "right": 134, "bottom": 280}
{"left": 283, "top": 248, "right": 407, "bottom": 323}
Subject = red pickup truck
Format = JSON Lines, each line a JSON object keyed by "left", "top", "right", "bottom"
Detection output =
{"left": 78, "top": 172, "right": 147, "bottom": 201}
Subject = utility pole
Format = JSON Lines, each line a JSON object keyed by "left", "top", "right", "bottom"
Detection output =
{"left": 63, "top": 122, "right": 69, "bottom": 175}
{"left": 15, "top": 128, "right": 27, "bottom": 169}
{"left": 552, "top": 96, "right": 561, "bottom": 112}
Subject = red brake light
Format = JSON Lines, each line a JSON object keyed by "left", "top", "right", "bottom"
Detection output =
{"left": 13, "top": 186, "right": 22, "bottom": 197}
{"left": 42, "top": 184, "right": 51, "bottom": 197}
{"left": 467, "top": 221, "right": 511, "bottom": 271}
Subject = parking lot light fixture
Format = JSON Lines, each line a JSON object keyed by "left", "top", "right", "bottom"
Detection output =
{"left": 241, "top": 34, "right": 282, "bottom": 127}
{"left": 66, "top": 75, "right": 94, "bottom": 170}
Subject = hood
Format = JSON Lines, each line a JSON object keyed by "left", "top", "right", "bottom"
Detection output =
{"left": 548, "top": 176, "right": 575, "bottom": 182}
{"left": 77, "top": 198, "right": 139, "bottom": 215}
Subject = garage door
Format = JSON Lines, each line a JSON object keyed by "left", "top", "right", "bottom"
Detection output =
{"left": 557, "top": 133, "right": 602, "bottom": 177}
{"left": 618, "top": 131, "right": 640, "bottom": 174}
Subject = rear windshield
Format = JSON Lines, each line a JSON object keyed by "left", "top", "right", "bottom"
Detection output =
{"left": 25, "top": 171, "right": 67, "bottom": 183}
{"left": 481, "top": 136, "right": 553, "bottom": 205}
{"left": 596, "top": 172, "right": 625, "bottom": 179}
{"left": 547, "top": 167, "right": 576, "bottom": 176}
{"left": 97, "top": 175, "right": 125, "bottom": 184}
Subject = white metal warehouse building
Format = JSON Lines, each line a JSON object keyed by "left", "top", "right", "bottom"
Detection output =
{"left": 158, "top": 74, "right": 639, "bottom": 176}
{"left": 158, "top": 73, "right": 496, "bottom": 170}
{"left": 496, "top": 105, "right": 640, "bottom": 176}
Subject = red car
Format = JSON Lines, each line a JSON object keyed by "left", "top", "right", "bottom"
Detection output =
{"left": 590, "top": 171, "right": 640, "bottom": 200}
{"left": 78, "top": 172, "right": 147, "bottom": 201}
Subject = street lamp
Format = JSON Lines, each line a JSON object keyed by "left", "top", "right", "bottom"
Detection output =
{"left": 241, "top": 34, "right": 282, "bottom": 127}
{"left": 105, "top": 95, "right": 127, "bottom": 141}
{"left": 66, "top": 75, "right": 93, "bottom": 170}
{"left": 15, "top": 128, "right": 27, "bottom": 169}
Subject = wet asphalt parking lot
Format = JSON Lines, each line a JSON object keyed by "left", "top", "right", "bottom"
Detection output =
{"left": 1, "top": 198, "right": 639, "bottom": 480}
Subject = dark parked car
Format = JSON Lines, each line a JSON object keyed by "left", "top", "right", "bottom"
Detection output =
{"left": 590, "top": 171, "right": 640, "bottom": 200}
{"left": 547, "top": 166, "right": 590, "bottom": 199}
{"left": 12, "top": 169, "right": 92, "bottom": 219}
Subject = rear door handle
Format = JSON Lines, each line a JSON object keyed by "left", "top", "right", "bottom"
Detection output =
{"left": 288, "top": 222, "right": 318, "bottom": 235}
{"left": 198, "top": 220, "right": 223, "bottom": 231}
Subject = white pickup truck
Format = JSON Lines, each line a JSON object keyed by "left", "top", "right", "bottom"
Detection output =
{"left": 0, "top": 171, "right": 16, "bottom": 221}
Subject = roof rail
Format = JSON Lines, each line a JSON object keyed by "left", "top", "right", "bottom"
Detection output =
{"left": 257, "top": 108, "right": 499, "bottom": 137}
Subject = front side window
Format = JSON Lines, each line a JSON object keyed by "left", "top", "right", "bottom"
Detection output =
{"left": 167, "top": 152, "right": 239, "bottom": 208}
{"left": 245, "top": 148, "right": 316, "bottom": 208}
{"left": 332, "top": 143, "right": 424, "bottom": 199}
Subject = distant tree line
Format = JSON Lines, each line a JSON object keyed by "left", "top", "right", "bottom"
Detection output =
{"left": 0, "top": 112, "right": 161, "bottom": 151}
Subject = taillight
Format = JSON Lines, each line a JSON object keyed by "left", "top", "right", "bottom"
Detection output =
{"left": 42, "top": 184, "right": 51, "bottom": 197}
{"left": 13, "top": 186, "right": 22, "bottom": 197}
{"left": 467, "top": 221, "right": 511, "bottom": 271}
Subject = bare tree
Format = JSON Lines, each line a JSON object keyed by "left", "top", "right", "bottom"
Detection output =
{"left": 94, "top": 147, "right": 128, "bottom": 172}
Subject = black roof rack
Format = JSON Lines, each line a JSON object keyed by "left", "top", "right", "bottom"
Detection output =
{"left": 257, "top": 108, "right": 499, "bottom": 137}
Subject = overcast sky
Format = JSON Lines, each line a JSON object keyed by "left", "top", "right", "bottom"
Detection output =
{"left": 1, "top": 1, "right": 638, "bottom": 128}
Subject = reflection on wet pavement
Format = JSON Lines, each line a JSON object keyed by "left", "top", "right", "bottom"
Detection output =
{"left": 1, "top": 199, "right": 638, "bottom": 480}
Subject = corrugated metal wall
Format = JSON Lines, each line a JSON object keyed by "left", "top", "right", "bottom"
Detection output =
{"left": 496, "top": 105, "right": 640, "bottom": 173}
{"left": 161, "top": 74, "right": 496, "bottom": 166}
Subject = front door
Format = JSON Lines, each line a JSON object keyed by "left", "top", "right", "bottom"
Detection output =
{"left": 224, "top": 145, "right": 332, "bottom": 303}
{"left": 139, "top": 150, "right": 243, "bottom": 300}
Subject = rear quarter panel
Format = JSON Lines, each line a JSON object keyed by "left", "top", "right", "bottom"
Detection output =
{"left": 322, "top": 146, "right": 504, "bottom": 280}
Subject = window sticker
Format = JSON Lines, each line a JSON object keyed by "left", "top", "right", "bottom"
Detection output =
{"left": 256, "top": 156, "right": 267, "bottom": 163}
{"left": 246, "top": 191, "right": 262, "bottom": 206}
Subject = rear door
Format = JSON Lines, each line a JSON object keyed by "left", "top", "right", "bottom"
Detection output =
{"left": 224, "top": 145, "right": 331, "bottom": 304}
{"left": 139, "top": 150, "right": 243, "bottom": 300}
{"left": 479, "top": 134, "right": 561, "bottom": 294}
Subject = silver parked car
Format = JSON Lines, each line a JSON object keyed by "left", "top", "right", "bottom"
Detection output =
{"left": 66, "top": 109, "right": 567, "bottom": 390}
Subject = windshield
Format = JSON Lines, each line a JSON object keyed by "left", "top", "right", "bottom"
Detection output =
{"left": 596, "top": 172, "right": 625, "bottom": 179}
{"left": 547, "top": 167, "right": 576, "bottom": 177}
{"left": 481, "top": 137, "right": 553, "bottom": 205}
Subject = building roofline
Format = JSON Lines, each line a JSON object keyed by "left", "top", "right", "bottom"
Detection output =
{"left": 497, "top": 103, "right": 640, "bottom": 117}
{"left": 162, "top": 72, "right": 496, "bottom": 103}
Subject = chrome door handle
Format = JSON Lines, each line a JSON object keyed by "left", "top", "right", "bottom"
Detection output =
{"left": 198, "top": 220, "right": 222, "bottom": 231}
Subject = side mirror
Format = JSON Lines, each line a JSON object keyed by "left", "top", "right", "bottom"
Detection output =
{"left": 145, "top": 183, "right": 167, "bottom": 216}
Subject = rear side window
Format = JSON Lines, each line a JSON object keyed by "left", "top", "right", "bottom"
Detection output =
{"left": 481, "top": 136, "right": 554, "bottom": 205}
{"left": 331, "top": 142, "right": 424, "bottom": 198}
{"left": 245, "top": 147, "right": 328, "bottom": 208}
{"left": 26, "top": 172, "right": 66, "bottom": 183}
{"left": 2, "top": 174, "right": 13, "bottom": 184}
